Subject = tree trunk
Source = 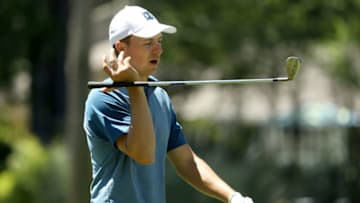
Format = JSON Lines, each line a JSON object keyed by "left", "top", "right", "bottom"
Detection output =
{"left": 30, "top": 0, "right": 68, "bottom": 145}
{"left": 64, "top": 0, "right": 91, "bottom": 202}
{"left": 346, "top": 127, "right": 360, "bottom": 202}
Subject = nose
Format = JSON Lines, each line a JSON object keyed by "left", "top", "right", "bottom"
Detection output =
{"left": 152, "top": 42, "right": 163, "bottom": 55}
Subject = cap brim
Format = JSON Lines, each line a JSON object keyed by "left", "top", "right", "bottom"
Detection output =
{"left": 133, "top": 23, "right": 177, "bottom": 38}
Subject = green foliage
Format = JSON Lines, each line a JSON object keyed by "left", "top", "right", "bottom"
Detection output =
{"left": 0, "top": 137, "right": 47, "bottom": 202}
{"left": 179, "top": 119, "right": 255, "bottom": 157}
{"left": 2, "top": 0, "right": 360, "bottom": 88}
{"left": 0, "top": 105, "right": 67, "bottom": 203}
{"left": 141, "top": 0, "right": 360, "bottom": 86}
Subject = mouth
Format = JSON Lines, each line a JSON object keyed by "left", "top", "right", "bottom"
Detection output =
{"left": 149, "top": 59, "right": 159, "bottom": 65}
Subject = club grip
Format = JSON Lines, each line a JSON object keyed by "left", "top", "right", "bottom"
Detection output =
{"left": 87, "top": 81, "right": 140, "bottom": 88}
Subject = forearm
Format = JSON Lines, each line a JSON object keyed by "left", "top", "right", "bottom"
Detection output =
{"left": 126, "top": 87, "right": 155, "bottom": 164}
{"left": 179, "top": 154, "right": 234, "bottom": 202}
{"left": 169, "top": 146, "right": 253, "bottom": 203}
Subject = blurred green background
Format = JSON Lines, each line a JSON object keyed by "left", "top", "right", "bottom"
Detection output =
{"left": 1, "top": 0, "right": 360, "bottom": 202}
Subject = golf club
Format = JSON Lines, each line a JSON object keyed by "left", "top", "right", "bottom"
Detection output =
{"left": 87, "top": 56, "right": 301, "bottom": 88}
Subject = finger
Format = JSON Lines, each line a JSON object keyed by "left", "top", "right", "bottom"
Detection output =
{"left": 117, "top": 51, "right": 124, "bottom": 65}
{"left": 108, "top": 49, "right": 119, "bottom": 69}
{"left": 111, "top": 48, "right": 118, "bottom": 59}
{"left": 103, "top": 57, "right": 113, "bottom": 76}
{"left": 123, "top": 56, "right": 131, "bottom": 67}
{"left": 109, "top": 48, "right": 117, "bottom": 61}
{"left": 102, "top": 55, "right": 108, "bottom": 69}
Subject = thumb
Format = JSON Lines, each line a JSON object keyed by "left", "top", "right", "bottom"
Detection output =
{"left": 101, "top": 87, "right": 116, "bottom": 92}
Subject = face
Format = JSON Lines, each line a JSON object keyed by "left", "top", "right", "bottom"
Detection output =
{"left": 116, "top": 34, "right": 163, "bottom": 80}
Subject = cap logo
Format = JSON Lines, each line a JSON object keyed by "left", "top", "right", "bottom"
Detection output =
{"left": 142, "top": 11, "right": 155, "bottom": 21}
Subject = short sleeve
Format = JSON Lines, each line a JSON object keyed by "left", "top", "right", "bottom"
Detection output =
{"left": 84, "top": 89, "right": 131, "bottom": 145}
{"left": 167, "top": 105, "right": 187, "bottom": 152}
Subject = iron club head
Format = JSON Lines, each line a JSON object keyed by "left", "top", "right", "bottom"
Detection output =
{"left": 286, "top": 56, "right": 301, "bottom": 80}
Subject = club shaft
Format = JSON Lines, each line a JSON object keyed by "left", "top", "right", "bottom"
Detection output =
{"left": 87, "top": 77, "right": 289, "bottom": 88}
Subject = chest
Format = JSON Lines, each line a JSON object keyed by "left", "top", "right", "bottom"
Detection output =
{"left": 146, "top": 90, "right": 172, "bottom": 152}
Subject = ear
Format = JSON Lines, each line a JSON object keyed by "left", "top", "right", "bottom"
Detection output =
{"left": 114, "top": 40, "right": 127, "bottom": 53}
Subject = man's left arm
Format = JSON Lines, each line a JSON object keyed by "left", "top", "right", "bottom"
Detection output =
{"left": 167, "top": 144, "right": 253, "bottom": 203}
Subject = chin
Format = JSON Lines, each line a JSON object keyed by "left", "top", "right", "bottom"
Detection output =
{"left": 143, "top": 66, "right": 157, "bottom": 76}
{"left": 149, "top": 63, "right": 159, "bottom": 70}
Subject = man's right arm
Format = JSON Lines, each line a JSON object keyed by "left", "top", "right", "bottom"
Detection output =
{"left": 103, "top": 49, "right": 156, "bottom": 165}
{"left": 115, "top": 86, "right": 156, "bottom": 165}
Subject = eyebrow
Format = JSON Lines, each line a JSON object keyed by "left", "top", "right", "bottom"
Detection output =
{"left": 144, "top": 34, "right": 163, "bottom": 41}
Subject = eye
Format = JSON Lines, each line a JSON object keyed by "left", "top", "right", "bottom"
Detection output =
{"left": 144, "top": 41, "right": 152, "bottom": 48}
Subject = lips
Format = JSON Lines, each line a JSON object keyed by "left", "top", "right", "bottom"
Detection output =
{"left": 150, "top": 59, "right": 159, "bottom": 65}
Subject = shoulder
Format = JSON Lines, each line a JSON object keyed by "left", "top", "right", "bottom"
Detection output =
{"left": 86, "top": 88, "right": 127, "bottom": 108}
{"left": 148, "top": 76, "right": 171, "bottom": 98}
{"left": 85, "top": 82, "right": 130, "bottom": 114}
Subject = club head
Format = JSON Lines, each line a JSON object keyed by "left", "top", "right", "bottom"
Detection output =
{"left": 286, "top": 56, "right": 301, "bottom": 80}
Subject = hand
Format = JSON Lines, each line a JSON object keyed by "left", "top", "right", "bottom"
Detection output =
{"left": 229, "top": 192, "right": 254, "bottom": 203}
{"left": 103, "top": 48, "right": 141, "bottom": 83}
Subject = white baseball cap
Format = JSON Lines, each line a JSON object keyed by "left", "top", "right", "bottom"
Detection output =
{"left": 109, "top": 5, "right": 177, "bottom": 45}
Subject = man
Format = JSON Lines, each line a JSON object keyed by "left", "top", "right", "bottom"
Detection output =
{"left": 83, "top": 5, "right": 254, "bottom": 203}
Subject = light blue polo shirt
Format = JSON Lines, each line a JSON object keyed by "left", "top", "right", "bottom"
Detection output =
{"left": 83, "top": 76, "right": 187, "bottom": 203}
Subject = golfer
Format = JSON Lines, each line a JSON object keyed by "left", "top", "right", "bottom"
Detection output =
{"left": 83, "top": 5, "right": 253, "bottom": 203}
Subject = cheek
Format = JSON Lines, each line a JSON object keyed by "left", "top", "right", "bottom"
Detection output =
{"left": 130, "top": 55, "right": 145, "bottom": 65}
{"left": 132, "top": 52, "right": 148, "bottom": 64}
{"left": 128, "top": 55, "right": 148, "bottom": 70}
{"left": 126, "top": 47, "right": 150, "bottom": 67}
